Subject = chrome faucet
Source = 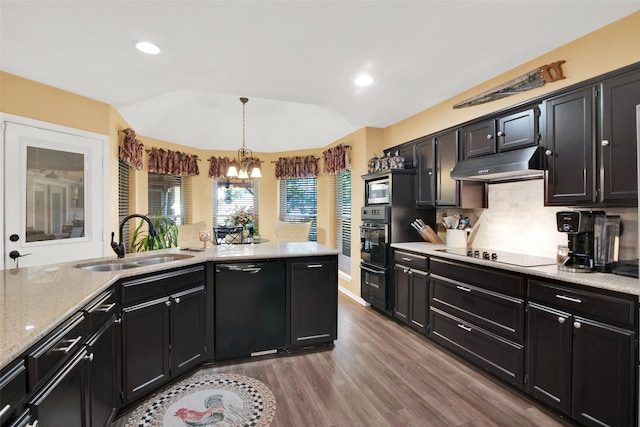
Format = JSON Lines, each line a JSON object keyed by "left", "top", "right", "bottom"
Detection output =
{"left": 111, "top": 214, "right": 158, "bottom": 258}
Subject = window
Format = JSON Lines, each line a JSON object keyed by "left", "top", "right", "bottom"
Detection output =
{"left": 148, "top": 172, "right": 190, "bottom": 225}
{"left": 118, "top": 159, "right": 131, "bottom": 246}
{"left": 335, "top": 170, "right": 351, "bottom": 273}
{"left": 279, "top": 177, "right": 317, "bottom": 241}
{"left": 212, "top": 179, "right": 259, "bottom": 228}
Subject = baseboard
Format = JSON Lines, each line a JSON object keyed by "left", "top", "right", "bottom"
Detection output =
{"left": 338, "top": 285, "right": 370, "bottom": 306}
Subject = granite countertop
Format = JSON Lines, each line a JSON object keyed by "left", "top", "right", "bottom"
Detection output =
{"left": 392, "top": 242, "right": 639, "bottom": 296}
{"left": 0, "top": 243, "right": 338, "bottom": 370}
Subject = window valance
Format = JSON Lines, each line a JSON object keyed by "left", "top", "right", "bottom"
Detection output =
{"left": 322, "top": 143, "right": 350, "bottom": 175}
{"left": 274, "top": 155, "right": 319, "bottom": 179}
{"left": 119, "top": 128, "right": 144, "bottom": 170}
{"left": 147, "top": 147, "right": 199, "bottom": 176}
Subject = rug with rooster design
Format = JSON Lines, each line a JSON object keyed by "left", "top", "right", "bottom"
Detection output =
{"left": 124, "top": 373, "right": 276, "bottom": 427}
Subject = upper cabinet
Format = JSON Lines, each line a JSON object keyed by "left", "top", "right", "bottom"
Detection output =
{"left": 544, "top": 68, "right": 640, "bottom": 206}
{"left": 415, "top": 136, "right": 434, "bottom": 207}
{"left": 463, "top": 107, "right": 539, "bottom": 159}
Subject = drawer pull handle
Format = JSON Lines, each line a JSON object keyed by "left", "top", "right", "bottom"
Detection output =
{"left": 555, "top": 294, "right": 582, "bottom": 304}
{"left": 574, "top": 321, "right": 582, "bottom": 329}
{"left": 52, "top": 336, "right": 82, "bottom": 354}
{"left": 85, "top": 352, "right": 94, "bottom": 362}
{"left": 0, "top": 405, "right": 10, "bottom": 418}
{"left": 457, "top": 324, "right": 472, "bottom": 332}
{"left": 307, "top": 264, "right": 323, "bottom": 268}
{"left": 97, "top": 302, "right": 116, "bottom": 313}
{"left": 401, "top": 257, "right": 413, "bottom": 262}
{"left": 558, "top": 317, "right": 566, "bottom": 324}
{"left": 114, "top": 317, "right": 122, "bottom": 324}
{"left": 27, "top": 420, "right": 39, "bottom": 427}
{"left": 456, "top": 285, "right": 472, "bottom": 292}
{"left": 367, "top": 282, "right": 380, "bottom": 289}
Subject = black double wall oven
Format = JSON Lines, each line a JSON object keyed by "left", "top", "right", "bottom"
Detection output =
{"left": 360, "top": 170, "right": 430, "bottom": 313}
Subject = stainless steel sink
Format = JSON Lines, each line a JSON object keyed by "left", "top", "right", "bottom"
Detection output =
{"left": 75, "top": 254, "right": 193, "bottom": 271}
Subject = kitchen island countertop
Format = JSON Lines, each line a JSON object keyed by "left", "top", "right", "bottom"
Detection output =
{"left": 0, "top": 243, "right": 338, "bottom": 370}
{"left": 392, "top": 242, "right": 639, "bottom": 296}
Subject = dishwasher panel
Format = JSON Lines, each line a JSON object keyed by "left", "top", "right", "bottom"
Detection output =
{"left": 215, "top": 261, "right": 286, "bottom": 360}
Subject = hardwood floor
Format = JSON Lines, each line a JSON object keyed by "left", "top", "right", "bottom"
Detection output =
{"left": 115, "top": 293, "right": 576, "bottom": 426}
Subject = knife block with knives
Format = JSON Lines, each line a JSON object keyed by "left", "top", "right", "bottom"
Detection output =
{"left": 411, "top": 219, "right": 444, "bottom": 244}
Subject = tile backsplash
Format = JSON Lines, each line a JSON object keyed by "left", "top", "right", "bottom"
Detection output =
{"left": 437, "top": 179, "right": 638, "bottom": 260}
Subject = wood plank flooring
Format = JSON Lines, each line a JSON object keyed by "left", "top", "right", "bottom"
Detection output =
{"left": 115, "top": 293, "right": 577, "bottom": 426}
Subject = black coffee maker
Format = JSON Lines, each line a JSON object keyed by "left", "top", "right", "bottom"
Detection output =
{"left": 556, "top": 210, "right": 606, "bottom": 273}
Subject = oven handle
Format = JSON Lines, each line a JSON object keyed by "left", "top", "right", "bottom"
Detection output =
{"left": 360, "top": 264, "right": 386, "bottom": 275}
{"left": 359, "top": 224, "right": 386, "bottom": 230}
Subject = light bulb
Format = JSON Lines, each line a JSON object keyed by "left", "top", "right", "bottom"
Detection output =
{"left": 227, "top": 166, "right": 238, "bottom": 177}
{"left": 250, "top": 167, "right": 262, "bottom": 178}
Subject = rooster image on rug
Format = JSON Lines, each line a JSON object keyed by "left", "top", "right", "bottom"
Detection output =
{"left": 173, "top": 394, "right": 227, "bottom": 426}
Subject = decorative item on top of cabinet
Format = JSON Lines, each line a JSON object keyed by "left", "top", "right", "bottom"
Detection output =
{"left": 544, "top": 67, "right": 640, "bottom": 206}
{"left": 526, "top": 279, "right": 636, "bottom": 427}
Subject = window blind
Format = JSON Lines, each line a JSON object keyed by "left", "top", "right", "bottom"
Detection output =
{"left": 212, "top": 179, "right": 260, "bottom": 229}
{"left": 279, "top": 177, "right": 317, "bottom": 241}
{"left": 147, "top": 172, "right": 190, "bottom": 225}
{"left": 335, "top": 170, "right": 351, "bottom": 273}
{"left": 118, "top": 159, "right": 131, "bottom": 246}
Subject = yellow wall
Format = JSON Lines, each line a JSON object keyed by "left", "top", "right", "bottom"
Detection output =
{"left": 2, "top": 10, "right": 640, "bottom": 299}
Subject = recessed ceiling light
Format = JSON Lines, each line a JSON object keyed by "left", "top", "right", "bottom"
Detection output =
{"left": 135, "top": 41, "right": 160, "bottom": 55}
{"left": 355, "top": 74, "right": 373, "bottom": 86}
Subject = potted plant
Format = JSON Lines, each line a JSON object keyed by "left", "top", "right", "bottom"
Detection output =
{"left": 130, "top": 209, "right": 179, "bottom": 252}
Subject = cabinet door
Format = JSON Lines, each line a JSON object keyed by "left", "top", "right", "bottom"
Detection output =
{"left": 409, "top": 269, "right": 429, "bottom": 334}
{"left": 525, "top": 302, "right": 571, "bottom": 414}
{"left": 86, "top": 315, "right": 120, "bottom": 427}
{"left": 393, "top": 265, "right": 410, "bottom": 324}
{"left": 171, "top": 286, "right": 205, "bottom": 377}
{"left": 290, "top": 259, "right": 338, "bottom": 347}
{"left": 544, "top": 87, "right": 596, "bottom": 205}
{"left": 122, "top": 297, "right": 170, "bottom": 404}
{"left": 28, "top": 348, "right": 88, "bottom": 427}
{"left": 571, "top": 316, "right": 635, "bottom": 427}
{"left": 463, "top": 119, "right": 496, "bottom": 158}
{"left": 497, "top": 107, "right": 539, "bottom": 152}
{"left": 415, "top": 138, "right": 435, "bottom": 207}
{"left": 599, "top": 72, "right": 640, "bottom": 204}
{"left": 435, "top": 131, "right": 458, "bottom": 206}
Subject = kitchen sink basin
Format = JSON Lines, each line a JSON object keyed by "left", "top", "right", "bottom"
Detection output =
{"left": 74, "top": 254, "right": 193, "bottom": 271}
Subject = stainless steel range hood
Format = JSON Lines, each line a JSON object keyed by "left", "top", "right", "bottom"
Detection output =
{"left": 450, "top": 146, "right": 543, "bottom": 182}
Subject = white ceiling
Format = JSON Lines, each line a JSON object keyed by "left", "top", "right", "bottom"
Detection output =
{"left": 1, "top": 1, "right": 639, "bottom": 153}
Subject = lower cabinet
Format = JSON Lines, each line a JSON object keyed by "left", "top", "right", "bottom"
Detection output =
{"left": 526, "top": 280, "right": 636, "bottom": 427}
{"left": 290, "top": 257, "right": 338, "bottom": 347}
{"left": 393, "top": 250, "right": 429, "bottom": 335}
{"left": 429, "top": 258, "right": 526, "bottom": 388}
{"left": 121, "top": 265, "right": 205, "bottom": 405}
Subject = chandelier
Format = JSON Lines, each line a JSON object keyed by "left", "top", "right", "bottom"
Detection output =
{"left": 227, "top": 97, "right": 262, "bottom": 179}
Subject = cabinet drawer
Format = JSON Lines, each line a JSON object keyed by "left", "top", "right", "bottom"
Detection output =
{"left": 83, "top": 288, "right": 118, "bottom": 335}
{"left": 26, "top": 312, "right": 85, "bottom": 392}
{"left": 122, "top": 265, "right": 205, "bottom": 306}
{"left": 394, "top": 251, "right": 428, "bottom": 270}
{"left": 0, "top": 360, "right": 27, "bottom": 426}
{"left": 431, "top": 274, "right": 524, "bottom": 343}
{"left": 528, "top": 279, "right": 635, "bottom": 326}
{"left": 430, "top": 258, "right": 524, "bottom": 298}
{"left": 430, "top": 307, "right": 523, "bottom": 387}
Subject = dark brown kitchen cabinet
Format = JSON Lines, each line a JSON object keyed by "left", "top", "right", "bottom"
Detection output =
{"left": 463, "top": 107, "right": 539, "bottom": 159}
{"left": 393, "top": 251, "right": 429, "bottom": 334}
{"left": 599, "top": 72, "right": 640, "bottom": 204}
{"left": 434, "top": 130, "right": 458, "bottom": 206}
{"left": 414, "top": 137, "right": 435, "bottom": 206}
{"left": 290, "top": 257, "right": 338, "bottom": 347}
{"left": 463, "top": 119, "right": 496, "bottom": 158}
{"left": 545, "top": 69, "right": 640, "bottom": 206}
{"left": 526, "top": 280, "right": 636, "bottom": 427}
{"left": 121, "top": 265, "right": 205, "bottom": 406}
{"left": 0, "top": 361, "right": 26, "bottom": 427}
{"left": 429, "top": 258, "right": 525, "bottom": 387}
{"left": 543, "top": 86, "right": 596, "bottom": 205}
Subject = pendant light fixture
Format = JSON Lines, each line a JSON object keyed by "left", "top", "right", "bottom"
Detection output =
{"left": 227, "top": 97, "right": 262, "bottom": 179}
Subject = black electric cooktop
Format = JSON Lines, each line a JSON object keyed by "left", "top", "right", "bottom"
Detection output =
{"left": 435, "top": 247, "right": 557, "bottom": 267}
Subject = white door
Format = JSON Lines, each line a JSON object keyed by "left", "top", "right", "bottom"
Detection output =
{"left": 2, "top": 117, "right": 108, "bottom": 268}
